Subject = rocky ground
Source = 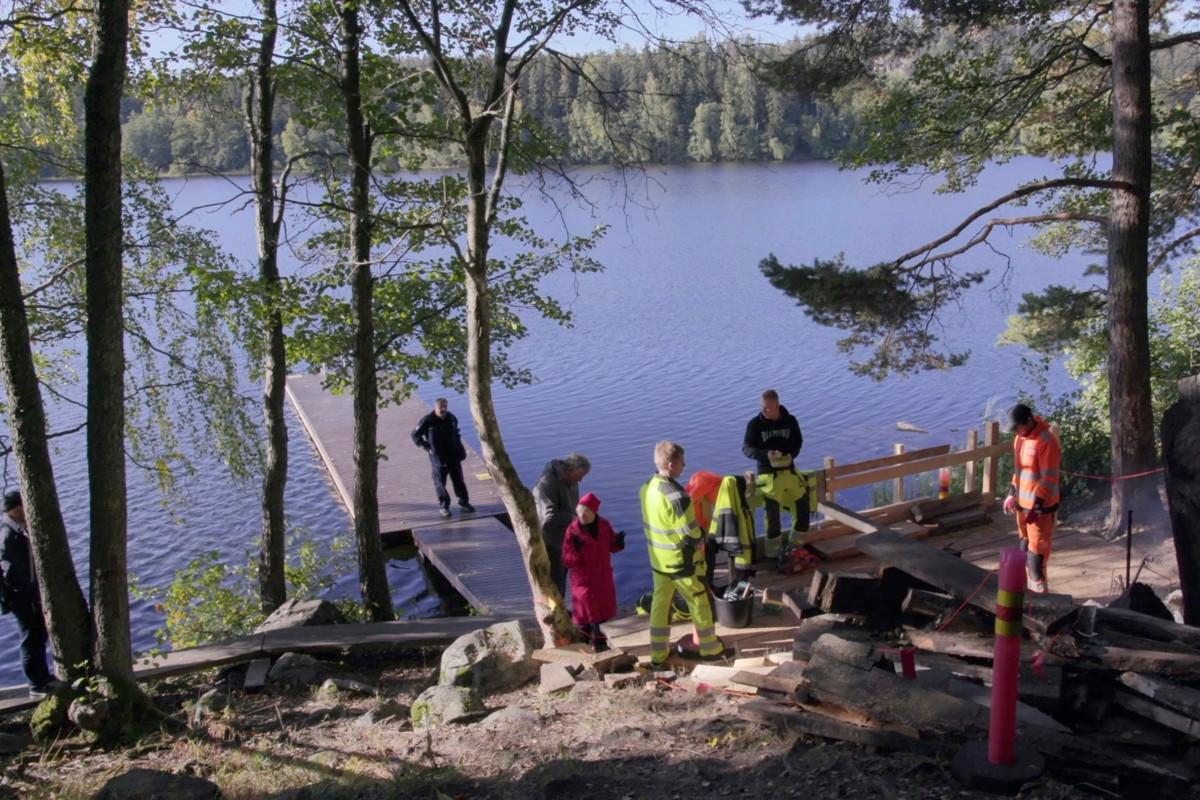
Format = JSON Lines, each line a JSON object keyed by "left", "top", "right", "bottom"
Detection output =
{"left": 0, "top": 645, "right": 1095, "bottom": 800}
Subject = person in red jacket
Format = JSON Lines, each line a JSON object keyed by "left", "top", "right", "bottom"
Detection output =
{"left": 561, "top": 492, "right": 625, "bottom": 651}
{"left": 1002, "top": 403, "right": 1062, "bottom": 593}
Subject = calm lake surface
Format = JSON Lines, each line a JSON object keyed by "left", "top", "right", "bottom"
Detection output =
{"left": 0, "top": 159, "right": 1088, "bottom": 684}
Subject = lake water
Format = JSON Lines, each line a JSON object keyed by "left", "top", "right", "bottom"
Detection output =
{"left": 0, "top": 159, "right": 1087, "bottom": 685}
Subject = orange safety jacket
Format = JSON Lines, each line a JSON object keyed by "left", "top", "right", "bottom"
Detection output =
{"left": 1011, "top": 416, "right": 1062, "bottom": 512}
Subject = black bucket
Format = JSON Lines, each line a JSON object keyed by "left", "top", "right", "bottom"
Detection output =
{"left": 714, "top": 595, "right": 754, "bottom": 628}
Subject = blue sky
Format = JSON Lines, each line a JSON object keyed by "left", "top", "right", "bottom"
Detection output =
{"left": 557, "top": 1, "right": 806, "bottom": 53}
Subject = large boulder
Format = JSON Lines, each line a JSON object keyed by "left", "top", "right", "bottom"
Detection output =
{"left": 254, "top": 599, "right": 346, "bottom": 633}
{"left": 410, "top": 685, "right": 484, "bottom": 728}
{"left": 92, "top": 769, "right": 223, "bottom": 800}
{"left": 438, "top": 620, "right": 537, "bottom": 694}
{"left": 266, "top": 653, "right": 337, "bottom": 690}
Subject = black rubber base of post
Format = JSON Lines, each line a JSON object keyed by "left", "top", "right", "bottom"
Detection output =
{"left": 950, "top": 740, "right": 1044, "bottom": 795}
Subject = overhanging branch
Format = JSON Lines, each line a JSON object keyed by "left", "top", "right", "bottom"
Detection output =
{"left": 894, "top": 178, "right": 1127, "bottom": 267}
{"left": 918, "top": 212, "right": 1108, "bottom": 266}
{"left": 1149, "top": 31, "right": 1200, "bottom": 51}
{"left": 1151, "top": 226, "right": 1200, "bottom": 271}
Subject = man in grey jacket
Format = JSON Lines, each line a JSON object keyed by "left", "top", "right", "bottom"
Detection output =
{"left": 533, "top": 453, "right": 590, "bottom": 595}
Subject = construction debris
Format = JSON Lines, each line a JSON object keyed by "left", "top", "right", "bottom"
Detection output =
{"left": 717, "top": 533, "right": 1200, "bottom": 795}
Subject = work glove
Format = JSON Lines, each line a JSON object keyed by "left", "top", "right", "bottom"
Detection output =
{"left": 1002, "top": 495, "right": 1016, "bottom": 515}
{"left": 568, "top": 533, "right": 584, "bottom": 552}
{"left": 1025, "top": 508, "right": 1042, "bottom": 525}
{"left": 613, "top": 531, "right": 626, "bottom": 550}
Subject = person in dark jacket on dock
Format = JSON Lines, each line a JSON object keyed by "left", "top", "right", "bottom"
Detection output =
{"left": 0, "top": 491, "right": 57, "bottom": 698}
{"left": 742, "top": 389, "right": 803, "bottom": 542}
{"left": 411, "top": 398, "right": 475, "bottom": 518}
{"left": 533, "top": 452, "right": 590, "bottom": 595}
{"left": 561, "top": 492, "right": 624, "bottom": 651}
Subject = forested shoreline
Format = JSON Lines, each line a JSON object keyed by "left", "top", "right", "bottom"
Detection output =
{"left": 120, "top": 39, "right": 860, "bottom": 175}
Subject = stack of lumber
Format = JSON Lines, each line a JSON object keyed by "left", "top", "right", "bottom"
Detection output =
{"left": 805, "top": 493, "right": 992, "bottom": 564}
{"left": 732, "top": 530, "right": 1200, "bottom": 795}
{"left": 907, "top": 491, "right": 992, "bottom": 533}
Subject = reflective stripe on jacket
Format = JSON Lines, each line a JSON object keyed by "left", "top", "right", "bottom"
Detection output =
{"left": 640, "top": 474, "right": 701, "bottom": 576}
{"left": 755, "top": 468, "right": 813, "bottom": 511}
{"left": 1012, "top": 417, "right": 1061, "bottom": 511}
{"left": 710, "top": 475, "right": 756, "bottom": 567}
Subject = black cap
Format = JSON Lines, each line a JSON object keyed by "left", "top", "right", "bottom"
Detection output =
{"left": 1005, "top": 403, "right": 1034, "bottom": 433}
{"left": 2, "top": 490, "right": 21, "bottom": 512}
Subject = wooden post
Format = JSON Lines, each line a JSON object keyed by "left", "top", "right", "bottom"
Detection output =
{"left": 892, "top": 443, "right": 905, "bottom": 503}
{"left": 823, "top": 456, "right": 836, "bottom": 504}
{"left": 982, "top": 421, "right": 1000, "bottom": 499}
{"left": 964, "top": 429, "right": 979, "bottom": 494}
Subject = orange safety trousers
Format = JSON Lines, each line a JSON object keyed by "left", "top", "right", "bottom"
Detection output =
{"left": 1017, "top": 509, "right": 1055, "bottom": 572}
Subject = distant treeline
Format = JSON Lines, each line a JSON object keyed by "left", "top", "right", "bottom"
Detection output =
{"left": 119, "top": 39, "right": 863, "bottom": 174}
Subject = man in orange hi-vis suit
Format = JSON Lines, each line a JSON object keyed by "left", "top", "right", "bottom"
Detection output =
{"left": 1002, "top": 403, "right": 1062, "bottom": 593}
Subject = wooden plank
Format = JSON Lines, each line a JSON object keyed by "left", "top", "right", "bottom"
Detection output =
{"left": 1118, "top": 672, "right": 1200, "bottom": 720}
{"left": 1096, "top": 607, "right": 1200, "bottom": 649}
{"left": 802, "top": 646, "right": 988, "bottom": 735}
{"left": 804, "top": 498, "right": 925, "bottom": 542}
{"left": 892, "top": 443, "right": 906, "bottom": 502}
{"left": 133, "top": 634, "right": 266, "bottom": 680}
{"left": 826, "top": 444, "right": 951, "bottom": 478}
{"left": 983, "top": 422, "right": 1000, "bottom": 497}
{"left": 1113, "top": 689, "right": 1200, "bottom": 739}
{"left": 854, "top": 528, "right": 1078, "bottom": 636}
{"left": 1085, "top": 646, "right": 1200, "bottom": 680}
{"left": 910, "top": 492, "right": 986, "bottom": 523}
{"left": 904, "top": 628, "right": 1064, "bottom": 664}
{"left": 827, "top": 443, "right": 1009, "bottom": 494}
{"left": 413, "top": 516, "right": 532, "bottom": 617}
{"left": 732, "top": 671, "right": 804, "bottom": 697}
{"left": 964, "top": 429, "right": 979, "bottom": 493}
{"left": 739, "top": 701, "right": 943, "bottom": 755}
{"left": 260, "top": 617, "right": 512, "bottom": 653}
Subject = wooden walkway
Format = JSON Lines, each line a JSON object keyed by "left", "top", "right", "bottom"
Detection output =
{"left": 286, "top": 373, "right": 532, "bottom": 617}
{"left": 0, "top": 616, "right": 506, "bottom": 716}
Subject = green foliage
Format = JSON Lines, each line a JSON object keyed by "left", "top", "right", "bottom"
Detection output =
{"left": 1011, "top": 264, "right": 1200, "bottom": 446}
{"left": 135, "top": 533, "right": 357, "bottom": 649}
{"left": 751, "top": 1, "right": 1199, "bottom": 380}
{"left": 760, "top": 253, "right": 984, "bottom": 377}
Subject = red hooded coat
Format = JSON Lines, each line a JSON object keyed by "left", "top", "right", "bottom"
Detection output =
{"left": 560, "top": 514, "right": 622, "bottom": 625}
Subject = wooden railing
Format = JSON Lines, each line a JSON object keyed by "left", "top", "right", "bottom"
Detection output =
{"left": 819, "top": 421, "right": 1004, "bottom": 504}
{"left": 807, "top": 422, "right": 1005, "bottom": 539}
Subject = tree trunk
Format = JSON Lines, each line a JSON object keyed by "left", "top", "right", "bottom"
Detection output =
{"left": 462, "top": 125, "right": 575, "bottom": 646}
{"left": 248, "top": 0, "right": 287, "bottom": 614}
{"left": 0, "top": 164, "right": 93, "bottom": 682}
{"left": 1162, "top": 374, "right": 1200, "bottom": 625}
{"left": 340, "top": 0, "right": 393, "bottom": 622}
{"left": 1106, "top": 0, "right": 1158, "bottom": 533}
{"left": 85, "top": 0, "right": 142, "bottom": 723}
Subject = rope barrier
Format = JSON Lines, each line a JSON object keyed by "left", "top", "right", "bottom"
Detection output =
{"left": 1060, "top": 466, "right": 1165, "bottom": 482}
{"left": 935, "top": 570, "right": 996, "bottom": 632}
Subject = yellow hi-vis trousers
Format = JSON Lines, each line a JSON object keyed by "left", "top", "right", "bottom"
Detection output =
{"left": 649, "top": 571, "right": 720, "bottom": 665}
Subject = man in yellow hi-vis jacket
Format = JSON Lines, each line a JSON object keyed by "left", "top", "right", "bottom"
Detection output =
{"left": 640, "top": 441, "right": 726, "bottom": 667}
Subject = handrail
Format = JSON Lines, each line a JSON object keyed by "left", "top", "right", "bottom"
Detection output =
{"left": 826, "top": 442, "right": 1008, "bottom": 493}
{"left": 824, "top": 444, "right": 951, "bottom": 477}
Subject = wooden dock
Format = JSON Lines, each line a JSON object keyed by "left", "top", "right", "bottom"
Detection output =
{"left": 286, "top": 373, "right": 532, "bottom": 617}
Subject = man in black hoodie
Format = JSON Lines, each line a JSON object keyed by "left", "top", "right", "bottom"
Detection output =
{"left": 742, "top": 389, "right": 803, "bottom": 541}
{"left": 0, "top": 490, "right": 56, "bottom": 698}
{"left": 411, "top": 398, "right": 475, "bottom": 518}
